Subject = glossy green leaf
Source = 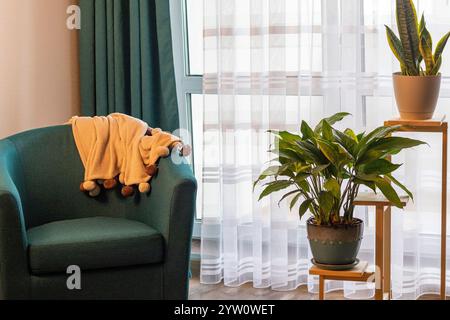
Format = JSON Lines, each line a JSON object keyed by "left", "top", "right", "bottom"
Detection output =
{"left": 385, "top": 25, "right": 407, "bottom": 70}
{"left": 419, "top": 26, "right": 434, "bottom": 74}
{"left": 396, "top": 0, "right": 420, "bottom": 75}
{"left": 375, "top": 177, "right": 404, "bottom": 208}
{"left": 333, "top": 142, "right": 354, "bottom": 161}
{"left": 296, "top": 140, "right": 327, "bottom": 163}
{"left": 290, "top": 193, "right": 302, "bottom": 211}
{"left": 322, "top": 120, "right": 334, "bottom": 141}
{"left": 299, "top": 199, "right": 313, "bottom": 219}
{"left": 356, "top": 173, "right": 380, "bottom": 182}
{"left": 418, "top": 13, "right": 425, "bottom": 65}
{"left": 318, "top": 191, "right": 335, "bottom": 214}
{"left": 278, "top": 131, "right": 302, "bottom": 144}
{"left": 277, "top": 190, "right": 301, "bottom": 207}
{"left": 357, "top": 125, "right": 402, "bottom": 155}
{"left": 344, "top": 128, "right": 358, "bottom": 142}
{"left": 418, "top": 13, "right": 426, "bottom": 68}
{"left": 357, "top": 150, "right": 390, "bottom": 166}
{"left": 324, "top": 178, "right": 340, "bottom": 198}
{"left": 301, "top": 120, "right": 315, "bottom": 140}
{"left": 434, "top": 31, "right": 450, "bottom": 67}
{"left": 258, "top": 180, "right": 292, "bottom": 201}
{"left": 253, "top": 166, "right": 280, "bottom": 190}
{"left": 356, "top": 132, "right": 365, "bottom": 142}
{"left": 295, "top": 163, "right": 311, "bottom": 173}
{"left": 275, "top": 148, "right": 303, "bottom": 162}
{"left": 314, "top": 112, "right": 351, "bottom": 133}
{"left": 431, "top": 56, "right": 442, "bottom": 75}
{"left": 419, "top": 13, "right": 425, "bottom": 34}
{"left": 333, "top": 129, "right": 357, "bottom": 155}
{"left": 275, "top": 163, "right": 295, "bottom": 179}
{"left": 259, "top": 165, "right": 280, "bottom": 177}
{"left": 295, "top": 177, "right": 310, "bottom": 193}
{"left": 362, "top": 159, "right": 402, "bottom": 175}
{"left": 317, "top": 139, "right": 338, "bottom": 164}
{"left": 354, "top": 178, "right": 377, "bottom": 192}
{"left": 369, "top": 136, "right": 427, "bottom": 153}
{"left": 311, "top": 164, "right": 330, "bottom": 175}
{"left": 386, "top": 174, "right": 413, "bottom": 200}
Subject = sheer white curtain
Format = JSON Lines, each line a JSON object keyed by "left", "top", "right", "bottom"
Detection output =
{"left": 200, "top": 0, "right": 450, "bottom": 299}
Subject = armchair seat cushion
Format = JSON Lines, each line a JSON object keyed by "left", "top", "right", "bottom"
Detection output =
{"left": 27, "top": 216, "right": 164, "bottom": 275}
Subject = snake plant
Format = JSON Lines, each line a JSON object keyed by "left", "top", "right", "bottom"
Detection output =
{"left": 386, "top": 0, "right": 450, "bottom": 76}
{"left": 254, "top": 113, "right": 426, "bottom": 225}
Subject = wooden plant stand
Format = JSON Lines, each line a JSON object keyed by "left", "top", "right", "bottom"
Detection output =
{"left": 309, "top": 261, "right": 373, "bottom": 300}
{"left": 384, "top": 118, "right": 447, "bottom": 300}
{"left": 353, "top": 193, "right": 409, "bottom": 300}
{"left": 309, "top": 194, "right": 408, "bottom": 300}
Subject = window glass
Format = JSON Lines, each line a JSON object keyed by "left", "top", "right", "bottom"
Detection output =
{"left": 186, "top": 0, "right": 204, "bottom": 75}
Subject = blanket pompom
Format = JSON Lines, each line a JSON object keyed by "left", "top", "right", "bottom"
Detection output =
{"left": 89, "top": 185, "right": 101, "bottom": 197}
{"left": 145, "top": 164, "right": 158, "bottom": 176}
{"left": 103, "top": 178, "right": 117, "bottom": 190}
{"left": 139, "top": 183, "right": 151, "bottom": 194}
{"left": 181, "top": 144, "right": 192, "bottom": 157}
{"left": 121, "top": 185, "right": 135, "bottom": 197}
{"left": 83, "top": 180, "right": 97, "bottom": 191}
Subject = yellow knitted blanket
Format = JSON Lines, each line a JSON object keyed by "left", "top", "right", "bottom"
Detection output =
{"left": 68, "top": 113, "right": 181, "bottom": 190}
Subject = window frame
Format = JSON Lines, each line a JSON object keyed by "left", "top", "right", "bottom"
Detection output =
{"left": 170, "top": 0, "right": 203, "bottom": 239}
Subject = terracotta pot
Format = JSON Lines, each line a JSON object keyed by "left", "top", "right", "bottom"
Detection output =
{"left": 393, "top": 72, "right": 441, "bottom": 120}
{"left": 306, "top": 218, "right": 363, "bottom": 268}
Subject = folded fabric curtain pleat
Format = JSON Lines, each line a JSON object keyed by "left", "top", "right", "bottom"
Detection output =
{"left": 79, "top": 0, "right": 179, "bottom": 133}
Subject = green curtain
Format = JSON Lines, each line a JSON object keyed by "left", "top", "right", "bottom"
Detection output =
{"left": 79, "top": 0, "right": 179, "bottom": 132}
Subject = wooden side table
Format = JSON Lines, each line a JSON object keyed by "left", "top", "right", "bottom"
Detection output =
{"left": 384, "top": 118, "right": 447, "bottom": 300}
{"left": 309, "top": 261, "right": 373, "bottom": 300}
{"left": 353, "top": 193, "right": 409, "bottom": 300}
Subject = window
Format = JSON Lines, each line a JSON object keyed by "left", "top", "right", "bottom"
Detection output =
{"left": 171, "top": 0, "right": 450, "bottom": 234}
{"left": 170, "top": 0, "right": 366, "bottom": 226}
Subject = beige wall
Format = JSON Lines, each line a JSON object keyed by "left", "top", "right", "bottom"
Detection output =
{"left": 0, "top": 0, "right": 80, "bottom": 138}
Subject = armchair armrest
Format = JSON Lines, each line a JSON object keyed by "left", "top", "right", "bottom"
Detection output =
{"left": 140, "top": 153, "right": 197, "bottom": 299}
{"left": 0, "top": 139, "right": 30, "bottom": 299}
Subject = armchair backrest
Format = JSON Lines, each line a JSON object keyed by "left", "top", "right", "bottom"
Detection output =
{"left": 6, "top": 125, "right": 135, "bottom": 229}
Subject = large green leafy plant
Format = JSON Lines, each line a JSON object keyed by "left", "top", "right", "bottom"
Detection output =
{"left": 254, "top": 113, "right": 426, "bottom": 226}
{"left": 386, "top": 0, "right": 450, "bottom": 76}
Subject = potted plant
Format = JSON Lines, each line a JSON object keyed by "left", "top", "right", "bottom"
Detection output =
{"left": 386, "top": 0, "right": 449, "bottom": 120}
{"left": 254, "top": 113, "right": 426, "bottom": 270}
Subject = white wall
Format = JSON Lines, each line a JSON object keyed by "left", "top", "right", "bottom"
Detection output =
{"left": 0, "top": 0, "right": 80, "bottom": 138}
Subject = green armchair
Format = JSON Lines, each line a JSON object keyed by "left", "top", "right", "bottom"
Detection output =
{"left": 0, "top": 125, "right": 197, "bottom": 299}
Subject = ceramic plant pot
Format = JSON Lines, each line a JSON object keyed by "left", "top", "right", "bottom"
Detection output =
{"left": 393, "top": 72, "right": 441, "bottom": 120}
{"left": 306, "top": 218, "right": 363, "bottom": 269}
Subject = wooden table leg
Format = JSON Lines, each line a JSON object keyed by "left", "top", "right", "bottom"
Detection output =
{"left": 319, "top": 276, "right": 325, "bottom": 300}
{"left": 441, "top": 126, "right": 447, "bottom": 300}
{"left": 383, "top": 207, "right": 391, "bottom": 300}
{"left": 375, "top": 205, "right": 384, "bottom": 300}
